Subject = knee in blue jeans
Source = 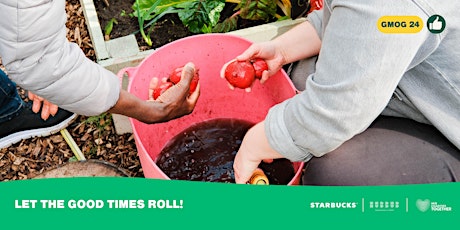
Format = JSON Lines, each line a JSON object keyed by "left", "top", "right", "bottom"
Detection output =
{"left": 0, "top": 70, "right": 24, "bottom": 123}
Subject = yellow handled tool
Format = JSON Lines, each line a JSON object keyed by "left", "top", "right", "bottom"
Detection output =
{"left": 60, "top": 128, "right": 86, "bottom": 161}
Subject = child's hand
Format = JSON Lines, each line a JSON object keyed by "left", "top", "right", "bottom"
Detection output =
{"left": 28, "top": 92, "right": 58, "bottom": 120}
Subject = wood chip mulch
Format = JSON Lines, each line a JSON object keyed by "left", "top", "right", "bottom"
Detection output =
{"left": 0, "top": 0, "right": 143, "bottom": 181}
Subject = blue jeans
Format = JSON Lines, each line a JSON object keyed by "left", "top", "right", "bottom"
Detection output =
{"left": 0, "top": 69, "right": 24, "bottom": 123}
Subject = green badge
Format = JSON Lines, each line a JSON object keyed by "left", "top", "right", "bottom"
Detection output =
{"left": 427, "top": 14, "right": 446, "bottom": 34}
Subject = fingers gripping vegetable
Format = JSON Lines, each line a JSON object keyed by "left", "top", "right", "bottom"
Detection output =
{"left": 152, "top": 65, "right": 200, "bottom": 100}
{"left": 224, "top": 60, "right": 255, "bottom": 89}
{"left": 152, "top": 82, "right": 174, "bottom": 100}
{"left": 169, "top": 67, "right": 200, "bottom": 94}
{"left": 252, "top": 58, "right": 268, "bottom": 79}
{"left": 169, "top": 67, "right": 183, "bottom": 84}
{"left": 222, "top": 59, "right": 268, "bottom": 89}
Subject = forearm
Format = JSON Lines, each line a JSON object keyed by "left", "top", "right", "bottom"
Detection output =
{"left": 108, "top": 90, "right": 169, "bottom": 124}
{"left": 244, "top": 121, "right": 285, "bottom": 161}
{"left": 233, "top": 121, "right": 285, "bottom": 184}
{"left": 272, "top": 20, "right": 322, "bottom": 64}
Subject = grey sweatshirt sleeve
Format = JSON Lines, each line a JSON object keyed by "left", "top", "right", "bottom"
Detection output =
{"left": 265, "top": 0, "right": 431, "bottom": 161}
{"left": 0, "top": 0, "right": 119, "bottom": 116}
{"left": 306, "top": 8, "right": 323, "bottom": 40}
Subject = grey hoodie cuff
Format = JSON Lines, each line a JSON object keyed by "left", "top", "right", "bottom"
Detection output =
{"left": 265, "top": 100, "right": 313, "bottom": 162}
{"left": 306, "top": 9, "right": 324, "bottom": 40}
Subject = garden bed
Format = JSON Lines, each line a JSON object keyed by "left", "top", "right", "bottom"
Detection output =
{"left": 93, "top": 0, "right": 274, "bottom": 50}
{"left": 94, "top": 0, "right": 192, "bottom": 50}
{"left": 84, "top": 0, "right": 308, "bottom": 61}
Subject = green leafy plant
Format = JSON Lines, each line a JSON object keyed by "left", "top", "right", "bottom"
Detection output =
{"left": 68, "top": 156, "right": 79, "bottom": 162}
{"left": 176, "top": 0, "right": 225, "bottom": 33}
{"left": 212, "top": 0, "right": 292, "bottom": 32}
{"left": 132, "top": 0, "right": 296, "bottom": 45}
{"left": 104, "top": 18, "right": 118, "bottom": 40}
{"left": 83, "top": 113, "right": 112, "bottom": 156}
{"left": 85, "top": 112, "right": 112, "bottom": 134}
{"left": 233, "top": 0, "right": 278, "bottom": 21}
{"left": 134, "top": 0, "right": 180, "bottom": 46}
{"left": 133, "top": 0, "right": 225, "bottom": 45}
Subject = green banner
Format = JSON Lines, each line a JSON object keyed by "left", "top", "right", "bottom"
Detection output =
{"left": 1, "top": 178, "right": 458, "bottom": 229}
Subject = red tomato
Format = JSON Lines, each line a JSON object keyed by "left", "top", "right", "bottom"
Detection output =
{"left": 189, "top": 73, "right": 199, "bottom": 94}
{"left": 224, "top": 60, "right": 255, "bottom": 89}
{"left": 169, "top": 67, "right": 183, "bottom": 84}
{"left": 169, "top": 66, "right": 199, "bottom": 94}
{"left": 152, "top": 82, "right": 174, "bottom": 100}
{"left": 252, "top": 58, "right": 268, "bottom": 79}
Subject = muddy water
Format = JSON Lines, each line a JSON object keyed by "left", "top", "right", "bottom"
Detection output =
{"left": 156, "top": 118, "right": 295, "bottom": 184}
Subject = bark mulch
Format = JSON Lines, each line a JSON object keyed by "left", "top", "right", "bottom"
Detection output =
{"left": 0, "top": 0, "right": 143, "bottom": 181}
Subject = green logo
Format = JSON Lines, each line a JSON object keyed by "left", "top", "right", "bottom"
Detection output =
{"left": 416, "top": 199, "right": 430, "bottom": 212}
{"left": 427, "top": 15, "right": 446, "bottom": 34}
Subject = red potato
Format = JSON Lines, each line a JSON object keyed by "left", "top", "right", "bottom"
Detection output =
{"left": 223, "top": 60, "right": 255, "bottom": 89}
{"left": 251, "top": 58, "right": 268, "bottom": 79}
{"left": 152, "top": 81, "right": 174, "bottom": 100}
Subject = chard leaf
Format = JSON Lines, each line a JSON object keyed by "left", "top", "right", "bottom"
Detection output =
{"left": 177, "top": 0, "right": 225, "bottom": 34}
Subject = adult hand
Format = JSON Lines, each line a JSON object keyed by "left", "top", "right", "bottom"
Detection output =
{"left": 108, "top": 62, "right": 200, "bottom": 124}
{"left": 148, "top": 62, "right": 200, "bottom": 122}
{"left": 233, "top": 121, "right": 284, "bottom": 184}
{"left": 28, "top": 91, "right": 58, "bottom": 120}
{"left": 149, "top": 62, "right": 200, "bottom": 101}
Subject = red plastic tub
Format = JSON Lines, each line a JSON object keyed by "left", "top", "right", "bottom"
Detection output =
{"left": 117, "top": 34, "right": 304, "bottom": 185}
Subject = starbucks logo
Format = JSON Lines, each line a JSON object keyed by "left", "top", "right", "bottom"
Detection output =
{"left": 416, "top": 199, "right": 430, "bottom": 212}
